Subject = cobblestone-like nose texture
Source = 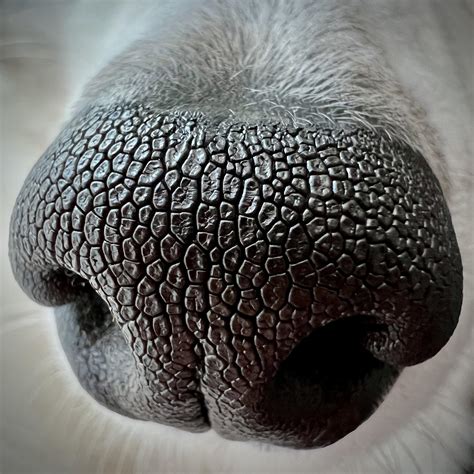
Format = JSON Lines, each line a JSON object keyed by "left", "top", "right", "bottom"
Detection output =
{"left": 9, "top": 104, "right": 462, "bottom": 447}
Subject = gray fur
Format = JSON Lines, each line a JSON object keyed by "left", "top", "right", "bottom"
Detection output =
{"left": 79, "top": 0, "right": 448, "bottom": 189}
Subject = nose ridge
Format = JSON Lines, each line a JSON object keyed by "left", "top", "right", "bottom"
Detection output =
{"left": 9, "top": 104, "right": 463, "bottom": 448}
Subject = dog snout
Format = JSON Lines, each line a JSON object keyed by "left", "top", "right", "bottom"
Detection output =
{"left": 9, "top": 104, "right": 463, "bottom": 448}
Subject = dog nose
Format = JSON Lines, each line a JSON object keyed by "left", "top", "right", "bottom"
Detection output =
{"left": 9, "top": 105, "right": 463, "bottom": 448}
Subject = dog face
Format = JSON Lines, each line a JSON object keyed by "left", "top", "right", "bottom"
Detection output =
{"left": 4, "top": 0, "right": 473, "bottom": 471}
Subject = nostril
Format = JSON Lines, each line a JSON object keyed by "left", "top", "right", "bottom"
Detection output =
{"left": 58, "top": 276, "right": 111, "bottom": 334}
{"left": 270, "top": 316, "right": 390, "bottom": 394}
{"left": 256, "top": 316, "right": 399, "bottom": 448}
{"left": 53, "top": 278, "right": 145, "bottom": 415}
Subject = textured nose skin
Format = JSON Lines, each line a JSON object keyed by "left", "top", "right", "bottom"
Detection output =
{"left": 9, "top": 104, "right": 462, "bottom": 448}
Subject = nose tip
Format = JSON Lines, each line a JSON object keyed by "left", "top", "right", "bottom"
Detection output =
{"left": 9, "top": 105, "right": 463, "bottom": 449}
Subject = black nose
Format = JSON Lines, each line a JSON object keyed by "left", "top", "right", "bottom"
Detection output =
{"left": 9, "top": 104, "right": 462, "bottom": 448}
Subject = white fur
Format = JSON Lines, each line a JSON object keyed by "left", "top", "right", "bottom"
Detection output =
{"left": 1, "top": 0, "right": 472, "bottom": 472}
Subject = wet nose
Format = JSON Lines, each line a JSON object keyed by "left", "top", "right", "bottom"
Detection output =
{"left": 9, "top": 105, "right": 463, "bottom": 448}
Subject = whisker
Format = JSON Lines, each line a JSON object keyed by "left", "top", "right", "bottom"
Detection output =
{"left": 69, "top": 410, "right": 99, "bottom": 466}
{"left": 415, "top": 418, "right": 438, "bottom": 442}
{"left": 82, "top": 415, "right": 112, "bottom": 468}
{"left": 419, "top": 415, "right": 469, "bottom": 468}
{"left": 375, "top": 446, "right": 398, "bottom": 474}
{"left": 114, "top": 425, "right": 136, "bottom": 474}
{"left": 371, "top": 446, "right": 393, "bottom": 474}
{"left": 97, "top": 425, "right": 123, "bottom": 474}
{"left": 396, "top": 437, "right": 423, "bottom": 474}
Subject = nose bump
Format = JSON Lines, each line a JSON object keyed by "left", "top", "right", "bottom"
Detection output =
{"left": 9, "top": 104, "right": 463, "bottom": 448}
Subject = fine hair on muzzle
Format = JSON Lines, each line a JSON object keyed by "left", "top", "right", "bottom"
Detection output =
{"left": 9, "top": 99, "right": 462, "bottom": 448}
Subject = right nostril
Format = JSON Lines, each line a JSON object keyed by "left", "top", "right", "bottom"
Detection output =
{"left": 271, "top": 315, "right": 390, "bottom": 392}
{"left": 255, "top": 315, "right": 399, "bottom": 448}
